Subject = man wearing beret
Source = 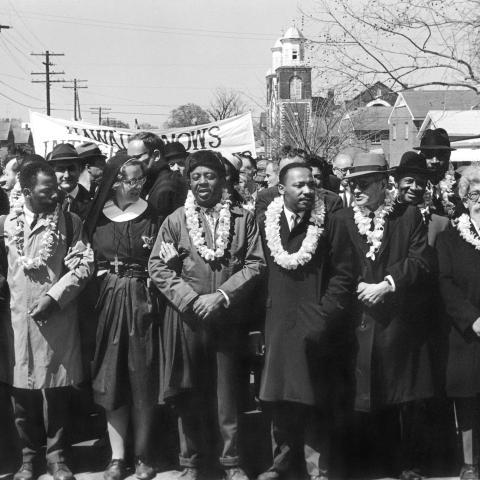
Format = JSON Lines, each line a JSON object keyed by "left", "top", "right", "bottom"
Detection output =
{"left": 337, "top": 152, "right": 433, "bottom": 479}
{"left": 149, "top": 150, "right": 266, "bottom": 480}
{"left": 48, "top": 143, "right": 92, "bottom": 220}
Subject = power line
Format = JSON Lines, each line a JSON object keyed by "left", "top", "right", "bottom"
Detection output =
{"left": 7, "top": 0, "right": 47, "bottom": 49}
{"left": 63, "top": 79, "right": 88, "bottom": 120}
{"left": 89, "top": 106, "right": 111, "bottom": 124}
{"left": 0, "top": 90, "right": 41, "bottom": 109}
{"left": 31, "top": 51, "right": 66, "bottom": 115}
{"left": 0, "top": 79, "right": 43, "bottom": 101}
{"left": 0, "top": 36, "right": 28, "bottom": 74}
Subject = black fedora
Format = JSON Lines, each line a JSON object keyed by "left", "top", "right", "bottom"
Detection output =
{"left": 395, "top": 151, "right": 431, "bottom": 178}
{"left": 414, "top": 128, "right": 456, "bottom": 151}
{"left": 76, "top": 142, "right": 107, "bottom": 161}
{"left": 164, "top": 141, "right": 187, "bottom": 161}
{"left": 48, "top": 143, "right": 80, "bottom": 162}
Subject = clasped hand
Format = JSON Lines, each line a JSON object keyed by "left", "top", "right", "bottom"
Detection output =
{"left": 29, "top": 295, "right": 58, "bottom": 324}
{"left": 357, "top": 281, "right": 390, "bottom": 307}
{"left": 192, "top": 292, "right": 225, "bottom": 321}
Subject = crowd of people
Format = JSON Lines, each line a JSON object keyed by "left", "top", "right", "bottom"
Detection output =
{"left": 0, "top": 128, "right": 478, "bottom": 480}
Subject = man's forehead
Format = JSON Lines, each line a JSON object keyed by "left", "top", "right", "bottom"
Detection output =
{"left": 284, "top": 166, "right": 312, "bottom": 182}
{"left": 53, "top": 160, "right": 80, "bottom": 170}
{"left": 127, "top": 139, "right": 148, "bottom": 153}
{"left": 333, "top": 154, "right": 353, "bottom": 168}
{"left": 190, "top": 165, "right": 218, "bottom": 175}
{"left": 36, "top": 171, "right": 57, "bottom": 185}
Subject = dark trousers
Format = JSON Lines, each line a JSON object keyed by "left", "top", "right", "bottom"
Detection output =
{"left": 175, "top": 341, "right": 240, "bottom": 469}
{"left": 12, "top": 387, "right": 72, "bottom": 464}
{"left": 266, "top": 402, "right": 328, "bottom": 478}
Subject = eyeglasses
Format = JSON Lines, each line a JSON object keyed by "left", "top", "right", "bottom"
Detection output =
{"left": 465, "top": 191, "right": 480, "bottom": 202}
{"left": 122, "top": 176, "right": 146, "bottom": 188}
{"left": 129, "top": 151, "right": 149, "bottom": 160}
{"left": 312, "top": 174, "right": 322, "bottom": 180}
{"left": 348, "top": 178, "right": 377, "bottom": 190}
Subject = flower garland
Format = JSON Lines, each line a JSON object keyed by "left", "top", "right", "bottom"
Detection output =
{"left": 184, "top": 189, "right": 232, "bottom": 262}
{"left": 353, "top": 194, "right": 395, "bottom": 261}
{"left": 264, "top": 194, "right": 325, "bottom": 270}
{"left": 456, "top": 213, "right": 480, "bottom": 250}
{"left": 436, "top": 167, "right": 456, "bottom": 218}
{"left": 8, "top": 204, "right": 61, "bottom": 271}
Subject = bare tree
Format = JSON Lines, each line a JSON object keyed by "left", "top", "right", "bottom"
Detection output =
{"left": 304, "top": 0, "right": 480, "bottom": 95}
{"left": 207, "top": 87, "right": 248, "bottom": 121}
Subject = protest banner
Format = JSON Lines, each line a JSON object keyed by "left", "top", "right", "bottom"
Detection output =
{"left": 29, "top": 111, "right": 256, "bottom": 159}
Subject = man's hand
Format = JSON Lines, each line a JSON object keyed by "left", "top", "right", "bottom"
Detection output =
{"left": 29, "top": 295, "right": 59, "bottom": 324}
{"left": 357, "top": 281, "right": 391, "bottom": 307}
{"left": 472, "top": 318, "right": 480, "bottom": 337}
{"left": 192, "top": 292, "right": 226, "bottom": 320}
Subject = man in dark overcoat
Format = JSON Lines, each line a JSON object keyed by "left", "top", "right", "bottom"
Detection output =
{"left": 257, "top": 162, "right": 354, "bottom": 480}
{"left": 337, "top": 152, "right": 433, "bottom": 478}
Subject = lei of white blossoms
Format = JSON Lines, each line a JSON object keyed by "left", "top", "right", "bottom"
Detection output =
{"left": 265, "top": 194, "right": 325, "bottom": 270}
{"left": 456, "top": 213, "right": 480, "bottom": 250}
{"left": 184, "top": 189, "right": 232, "bottom": 262}
{"left": 9, "top": 204, "right": 61, "bottom": 271}
{"left": 353, "top": 191, "right": 395, "bottom": 261}
{"left": 437, "top": 167, "right": 456, "bottom": 218}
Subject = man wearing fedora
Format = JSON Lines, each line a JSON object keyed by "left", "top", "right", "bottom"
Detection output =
{"left": 48, "top": 144, "right": 92, "bottom": 220}
{"left": 164, "top": 141, "right": 187, "bottom": 176}
{"left": 335, "top": 152, "right": 433, "bottom": 479}
{"left": 76, "top": 142, "right": 107, "bottom": 198}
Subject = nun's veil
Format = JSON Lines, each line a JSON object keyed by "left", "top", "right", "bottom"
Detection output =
{"left": 84, "top": 150, "right": 130, "bottom": 241}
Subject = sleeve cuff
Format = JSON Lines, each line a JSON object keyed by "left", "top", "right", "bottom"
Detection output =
{"left": 384, "top": 275, "right": 396, "bottom": 292}
{"left": 217, "top": 289, "right": 230, "bottom": 308}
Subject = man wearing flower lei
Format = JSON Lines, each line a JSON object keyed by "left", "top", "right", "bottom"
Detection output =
{"left": 337, "top": 152, "right": 433, "bottom": 479}
{"left": 413, "top": 128, "right": 463, "bottom": 221}
{"left": 437, "top": 165, "right": 480, "bottom": 480}
{"left": 149, "top": 150, "right": 266, "bottom": 480}
{"left": 3, "top": 161, "right": 93, "bottom": 480}
{"left": 257, "top": 162, "right": 353, "bottom": 480}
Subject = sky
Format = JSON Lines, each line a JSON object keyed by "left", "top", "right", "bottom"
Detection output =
{"left": 0, "top": 0, "right": 306, "bottom": 127}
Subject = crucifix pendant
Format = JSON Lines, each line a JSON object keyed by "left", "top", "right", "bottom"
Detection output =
{"left": 114, "top": 255, "right": 120, "bottom": 274}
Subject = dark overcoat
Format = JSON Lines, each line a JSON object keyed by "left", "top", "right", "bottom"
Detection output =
{"left": 437, "top": 225, "right": 480, "bottom": 398}
{"left": 259, "top": 193, "right": 354, "bottom": 407}
{"left": 63, "top": 183, "right": 92, "bottom": 220}
{"left": 338, "top": 203, "right": 433, "bottom": 411}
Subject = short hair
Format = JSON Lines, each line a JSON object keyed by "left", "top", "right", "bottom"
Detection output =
{"left": 458, "top": 165, "right": 480, "bottom": 199}
{"left": 118, "top": 158, "right": 147, "bottom": 179}
{"left": 128, "top": 131, "right": 165, "bottom": 157}
{"left": 278, "top": 145, "right": 305, "bottom": 161}
{"left": 266, "top": 160, "right": 280, "bottom": 174}
{"left": 5, "top": 157, "right": 21, "bottom": 174}
{"left": 19, "top": 160, "right": 55, "bottom": 190}
{"left": 279, "top": 162, "right": 312, "bottom": 185}
{"left": 236, "top": 153, "right": 257, "bottom": 170}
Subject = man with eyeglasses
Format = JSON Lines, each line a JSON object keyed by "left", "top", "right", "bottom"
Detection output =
{"left": 47, "top": 144, "right": 92, "bottom": 221}
{"left": 337, "top": 152, "right": 433, "bottom": 480}
{"left": 127, "top": 132, "right": 188, "bottom": 224}
{"left": 330, "top": 152, "right": 354, "bottom": 208}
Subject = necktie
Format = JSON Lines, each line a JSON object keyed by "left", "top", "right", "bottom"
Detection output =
{"left": 66, "top": 196, "right": 73, "bottom": 212}
{"left": 292, "top": 213, "right": 300, "bottom": 230}
{"left": 369, "top": 212, "right": 376, "bottom": 231}
{"left": 30, "top": 213, "right": 39, "bottom": 229}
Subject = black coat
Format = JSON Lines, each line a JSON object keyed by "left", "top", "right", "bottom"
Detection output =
{"left": 437, "top": 225, "right": 480, "bottom": 398}
{"left": 62, "top": 183, "right": 92, "bottom": 221}
{"left": 259, "top": 193, "right": 354, "bottom": 406}
{"left": 339, "top": 204, "right": 434, "bottom": 411}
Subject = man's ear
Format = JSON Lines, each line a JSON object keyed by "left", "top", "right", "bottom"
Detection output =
{"left": 278, "top": 183, "right": 285, "bottom": 196}
{"left": 22, "top": 187, "right": 31, "bottom": 198}
{"left": 152, "top": 149, "right": 162, "bottom": 163}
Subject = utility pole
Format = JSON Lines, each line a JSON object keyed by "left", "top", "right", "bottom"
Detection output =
{"left": 89, "top": 106, "right": 111, "bottom": 125}
{"left": 63, "top": 79, "right": 88, "bottom": 121}
{"left": 31, "top": 51, "right": 65, "bottom": 116}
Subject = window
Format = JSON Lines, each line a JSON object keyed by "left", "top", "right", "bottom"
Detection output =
{"left": 404, "top": 122, "right": 409, "bottom": 140}
{"left": 290, "top": 76, "right": 302, "bottom": 100}
{"left": 392, "top": 123, "right": 397, "bottom": 141}
{"left": 292, "top": 50, "right": 298, "bottom": 60}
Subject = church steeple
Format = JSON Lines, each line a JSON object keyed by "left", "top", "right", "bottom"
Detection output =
{"left": 280, "top": 26, "right": 306, "bottom": 67}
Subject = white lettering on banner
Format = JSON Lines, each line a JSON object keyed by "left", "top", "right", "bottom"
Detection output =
{"left": 30, "top": 111, "right": 256, "bottom": 159}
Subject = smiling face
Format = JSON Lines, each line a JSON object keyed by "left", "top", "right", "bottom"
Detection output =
{"left": 278, "top": 166, "right": 315, "bottom": 213}
{"left": 349, "top": 174, "right": 387, "bottom": 210}
{"left": 53, "top": 160, "right": 81, "bottom": 194}
{"left": 24, "top": 172, "right": 59, "bottom": 214}
{"left": 463, "top": 181, "right": 480, "bottom": 217}
{"left": 114, "top": 164, "right": 146, "bottom": 204}
{"left": 190, "top": 165, "right": 225, "bottom": 208}
{"left": 397, "top": 174, "right": 427, "bottom": 205}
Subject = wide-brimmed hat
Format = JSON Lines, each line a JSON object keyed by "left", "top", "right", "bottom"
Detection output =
{"left": 345, "top": 152, "right": 390, "bottom": 179}
{"left": 164, "top": 142, "right": 187, "bottom": 161}
{"left": 76, "top": 142, "right": 107, "bottom": 161}
{"left": 48, "top": 143, "right": 80, "bottom": 163}
{"left": 413, "top": 128, "right": 456, "bottom": 151}
{"left": 395, "top": 151, "right": 431, "bottom": 178}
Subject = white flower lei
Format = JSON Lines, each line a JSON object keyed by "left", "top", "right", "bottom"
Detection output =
{"left": 8, "top": 204, "right": 61, "bottom": 271}
{"left": 264, "top": 194, "right": 325, "bottom": 270}
{"left": 184, "top": 189, "right": 232, "bottom": 262}
{"left": 456, "top": 213, "right": 480, "bottom": 250}
{"left": 353, "top": 193, "right": 395, "bottom": 261}
{"left": 436, "top": 167, "right": 456, "bottom": 218}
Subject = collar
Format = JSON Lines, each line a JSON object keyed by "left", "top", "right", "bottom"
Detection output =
{"left": 471, "top": 217, "right": 480, "bottom": 237}
{"left": 65, "top": 185, "right": 79, "bottom": 199}
{"left": 23, "top": 205, "right": 35, "bottom": 227}
{"left": 103, "top": 198, "right": 148, "bottom": 222}
{"left": 283, "top": 204, "right": 305, "bottom": 221}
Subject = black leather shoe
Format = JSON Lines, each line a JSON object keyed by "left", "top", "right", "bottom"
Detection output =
{"left": 134, "top": 457, "right": 155, "bottom": 480}
{"left": 460, "top": 464, "right": 479, "bottom": 480}
{"left": 225, "top": 467, "right": 249, "bottom": 480}
{"left": 47, "top": 462, "right": 75, "bottom": 480}
{"left": 104, "top": 459, "right": 127, "bottom": 480}
{"left": 257, "top": 471, "right": 280, "bottom": 480}
{"left": 14, "top": 463, "right": 34, "bottom": 480}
